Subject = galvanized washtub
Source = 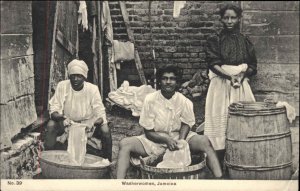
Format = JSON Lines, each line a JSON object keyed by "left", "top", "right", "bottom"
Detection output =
{"left": 39, "top": 150, "right": 111, "bottom": 179}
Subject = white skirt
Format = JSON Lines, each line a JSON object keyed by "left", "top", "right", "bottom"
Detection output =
{"left": 204, "top": 76, "right": 255, "bottom": 150}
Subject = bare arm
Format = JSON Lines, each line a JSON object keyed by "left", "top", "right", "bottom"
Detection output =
{"left": 178, "top": 123, "right": 190, "bottom": 140}
{"left": 210, "top": 65, "right": 232, "bottom": 80}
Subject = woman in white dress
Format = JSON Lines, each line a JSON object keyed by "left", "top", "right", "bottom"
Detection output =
{"left": 116, "top": 65, "right": 222, "bottom": 179}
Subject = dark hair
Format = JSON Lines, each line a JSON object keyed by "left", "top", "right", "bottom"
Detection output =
{"left": 219, "top": 3, "right": 243, "bottom": 18}
{"left": 156, "top": 65, "right": 182, "bottom": 83}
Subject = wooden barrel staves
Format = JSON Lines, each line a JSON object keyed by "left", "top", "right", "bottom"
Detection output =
{"left": 225, "top": 102, "right": 292, "bottom": 180}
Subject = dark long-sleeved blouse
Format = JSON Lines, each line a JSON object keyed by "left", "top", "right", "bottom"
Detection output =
{"left": 206, "top": 29, "right": 257, "bottom": 76}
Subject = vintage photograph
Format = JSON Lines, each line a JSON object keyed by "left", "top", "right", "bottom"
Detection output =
{"left": 0, "top": 1, "right": 299, "bottom": 191}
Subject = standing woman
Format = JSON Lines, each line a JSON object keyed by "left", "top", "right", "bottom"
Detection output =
{"left": 204, "top": 3, "right": 257, "bottom": 166}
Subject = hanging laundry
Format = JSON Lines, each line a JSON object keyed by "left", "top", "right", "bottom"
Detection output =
{"left": 112, "top": 40, "right": 135, "bottom": 63}
{"left": 156, "top": 140, "right": 191, "bottom": 168}
{"left": 67, "top": 123, "right": 88, "bottom": 166}
{"left": 101, "top": 1, "right": 114, "bottom": 45}
{"left": 78, "top": 1, "right": 88, "bottom": 31}
{"left": 173, "top": 1, "right": 186, "bottom": 18}
{"left": 101, "top": 1, "right": 118, "bottom": 91}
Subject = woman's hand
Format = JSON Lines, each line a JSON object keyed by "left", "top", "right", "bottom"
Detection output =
{"left": 94, "top": 118, "right": 104, "bottom": 127}
{"left": 63, "top": 118, "right": 74, "bottom": 127}
{"left": 166, "top": 138, "right": 179, "bottom": 151}
{"left": 230, "top": 73, "right": 245, "bottom": 89}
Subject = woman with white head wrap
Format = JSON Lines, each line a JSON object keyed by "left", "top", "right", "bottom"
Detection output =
{"left": 44, "top": 59, "right": 112, "bottom": 161}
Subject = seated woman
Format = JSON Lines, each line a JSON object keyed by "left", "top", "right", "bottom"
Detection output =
{"left": 44, "top": 59, "right": 112, "bottom": 161}
{"left": 116, "top": 65, "right": 222, "bottom": 179}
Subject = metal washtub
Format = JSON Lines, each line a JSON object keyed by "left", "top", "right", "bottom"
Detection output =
{"left": 39, "top": 150, "right": 111, "bottom": 179}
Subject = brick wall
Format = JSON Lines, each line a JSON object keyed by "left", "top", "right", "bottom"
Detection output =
{"left": 241, "top": 1, "right": 299, "bottom": 115}
{"left": 109, "top": 1, "right": 299, "bottom": 116}
{"left": 108, "top": 1, "right": 228, "bottom": 84}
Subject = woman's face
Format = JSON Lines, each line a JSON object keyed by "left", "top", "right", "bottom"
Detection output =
{"left": 221, "top": 9, "right": 240, "bottom": 30}
{"left": 69, "top": 74, "right": 85, "bottom": 91}
{"left": 160, "top": 72, "right": 177, "bottom": 94}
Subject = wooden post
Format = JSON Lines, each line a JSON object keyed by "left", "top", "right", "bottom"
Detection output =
{"left": 98, "top": 1, "right": 103, "bottom": 98}
{"left": 119, "top": 1, "right": 147, "bottom": 85}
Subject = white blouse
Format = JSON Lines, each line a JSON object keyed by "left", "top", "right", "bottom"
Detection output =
{"left": 49, "top": 80, "right": 107, "bottom": 126}
{"left": 139, "top": 91, "right": 195, "bottom": 134}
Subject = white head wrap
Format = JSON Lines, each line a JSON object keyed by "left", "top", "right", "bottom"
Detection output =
{"left": 67, "top": 59, "right": 88, "bottom": 78}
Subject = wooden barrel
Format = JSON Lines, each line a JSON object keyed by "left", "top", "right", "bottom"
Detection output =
{"left": 225, "top": 102, "right": 292, "bottom": 180}
{"left": 139, "top": 153, "right": 207, "bottom": 179}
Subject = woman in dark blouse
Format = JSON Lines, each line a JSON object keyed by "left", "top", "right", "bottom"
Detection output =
{"left": 204, "top": 3, "right": 257, "bottom": 167}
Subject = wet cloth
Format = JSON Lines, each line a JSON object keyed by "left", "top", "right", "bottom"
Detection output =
{"left": 67, "top": 123, "right": 88, "bottom": 166}
{"left": 276, "top": 101, "right": 296, "bottom": 123}
{"left": 49, "top": 80, "right": 107, "bottom": 125}
{"left": 136, "top": 91, "right": 197, "bottom": 156}
{"left": 157, "top": 140, "right": 191, "bottom": 168}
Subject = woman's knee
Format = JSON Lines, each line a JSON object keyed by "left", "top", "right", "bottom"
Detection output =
{"left": 99, "top": 124, "right": 111, "bottom": 137}
{"left": 200, "top": 135, "right": 213, "bottom": 148}
{"left": 119, "top": 137, "right": 135, "bottom": 151}
{"left": 45, "top": 120, "right": 58, "bottom": 133}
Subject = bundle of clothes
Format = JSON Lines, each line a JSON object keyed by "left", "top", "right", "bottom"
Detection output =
{"left": 108, "top": 81, "right": 156, "bottom": 116}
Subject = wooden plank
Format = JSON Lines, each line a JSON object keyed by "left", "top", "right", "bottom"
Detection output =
{"left": 91, "top": 17, "right": 99, "bottom": 85}
{"left": 0, "top": 56, "right": 35, "bottom": 103}
{"left": 56, "top": 29, "right": 76, "bottom": 56}
{"left": 119, "top": 1, "right": 135, "bottom": 43}
{"left": 0, "top": 35, "right": 33, "bottom": 60}
{"left": 48, "top": 1, "right": 59, "bottom": 107}
{"left": 134, "top": 50, "right": 148, "bottom": 85}
{"left": 119, "top": 1, "right": 147, "bottom": 85}
{"left": 98, "top": 1, "right": 104, "bottom": 97}
{"left": 0, "top": 95, "right": 37, "bottom": 147}
{"left": 48, "top": 1, "right": 78, "bottom": 103}
{"left": 0, "top": 1, "right": 32, "bottom": 34}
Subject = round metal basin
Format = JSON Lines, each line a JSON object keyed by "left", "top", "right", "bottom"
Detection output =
{"left": 39, "top": 150, "right": 111, "bottom": 179}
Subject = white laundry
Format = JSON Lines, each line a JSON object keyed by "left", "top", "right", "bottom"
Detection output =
{"left": 67, "top": 123, "right": 88, "bottom": 166}
{"left": 78, "top": 1, "right": 88, "bottom": 31}
{"left": 86, "top": 159, "right": 110, "bottom": 167}
{"left": 108, "top": 81, "right": 155, "bottom": 116}
{"left": 156, "top": 140, "right": 191, "bottom": 168}
{"left": 173, "top": 1, "right": 186, "bottom": 18}
{"left": 112, "top": 40, "right": 135, "bottom": 63}
{"left": 276, "top": 101, "right": 296, "bottom": 123}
